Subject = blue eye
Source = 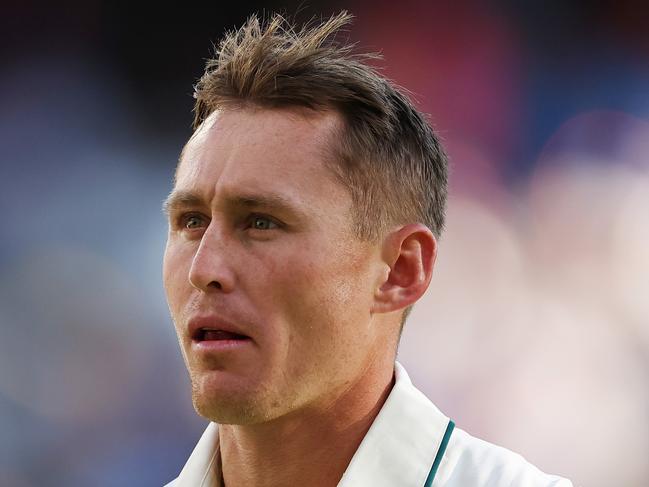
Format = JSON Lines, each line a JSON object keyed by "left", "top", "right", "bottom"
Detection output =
{"left": 250, "top": 215, "right": 278, "bottom": 230}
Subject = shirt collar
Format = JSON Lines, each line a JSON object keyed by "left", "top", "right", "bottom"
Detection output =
{"left": 171, "top": 362, "right": 450, "bottom": 487}
{"left": 338, "top": 361, "right": 450, "bottom": 486}
{"left": 172, "top": 421, "right": 223, "bottom": 487}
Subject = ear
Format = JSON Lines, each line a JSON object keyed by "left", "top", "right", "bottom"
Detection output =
{"left": 371, "top": 223, "right": 437, "bottom": 315}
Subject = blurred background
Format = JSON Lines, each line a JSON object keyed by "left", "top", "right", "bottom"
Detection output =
{"left": 1, "top": 0, "right": 648, "bottom": 485}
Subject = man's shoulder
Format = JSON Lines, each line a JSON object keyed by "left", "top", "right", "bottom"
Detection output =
{"left": 438, "top": 426, "right": 573, "bottom": 487}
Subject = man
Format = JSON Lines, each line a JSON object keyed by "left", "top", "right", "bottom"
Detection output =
{"left": 162, "top": 12, "right": 573, "bottom": 487}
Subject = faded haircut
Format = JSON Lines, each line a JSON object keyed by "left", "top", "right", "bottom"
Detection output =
{"left": 191, "top": 11, "right": 449, "bottom": 244}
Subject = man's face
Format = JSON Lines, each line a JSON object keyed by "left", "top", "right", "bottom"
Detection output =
{"left": 163, "top": 107, "right": 384, "bottom": 424}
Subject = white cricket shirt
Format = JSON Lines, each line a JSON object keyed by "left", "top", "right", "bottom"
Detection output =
{"left": 166, "top": 362, "right": 573, "bottom": 486}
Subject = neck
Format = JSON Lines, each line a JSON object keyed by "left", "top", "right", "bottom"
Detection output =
{"left": 219, "top": 358, "right": 395, "bottom": 487}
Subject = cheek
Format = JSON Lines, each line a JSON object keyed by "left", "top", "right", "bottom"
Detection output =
{"left": 262, "top": 245, "right": 372, "bottom": 341}
{"left": 162, "top": 241, "right": 191, "bottom": 314}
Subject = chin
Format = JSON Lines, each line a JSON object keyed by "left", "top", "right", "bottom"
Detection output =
{"left": 190, "top": 376, "right": 279, "bottom": 425}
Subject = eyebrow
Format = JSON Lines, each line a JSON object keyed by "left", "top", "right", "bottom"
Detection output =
{"left": 162, "top": 189, "right": 305, "bottom": 218}
{"left": 162, "top": 190, "right": 202, "bottom": 215}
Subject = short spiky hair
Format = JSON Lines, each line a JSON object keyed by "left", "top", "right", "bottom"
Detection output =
{"left": 192, "top": 11, "right": 448, "bottom": 243}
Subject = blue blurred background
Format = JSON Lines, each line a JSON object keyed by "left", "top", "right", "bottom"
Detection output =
{"left": 1, "top": 1, "right": 648, "bottom": 485}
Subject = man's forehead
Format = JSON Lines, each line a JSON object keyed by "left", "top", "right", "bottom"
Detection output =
{"left": 174, "top": 111, "right": 223, "bottom": 182}
{"left": 174, "top": 106, "right": 343, "bottom": 185}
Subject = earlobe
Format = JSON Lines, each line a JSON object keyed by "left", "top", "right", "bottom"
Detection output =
{"left": 372, "top": 224, "right": 437, "bottom": 315}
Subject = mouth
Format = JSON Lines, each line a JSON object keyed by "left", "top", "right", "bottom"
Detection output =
{"left": 192, "top": 328, "right": 251, "bottom": 343}
{"left": 187, "top": 316, "right": 254, "bottom": 354}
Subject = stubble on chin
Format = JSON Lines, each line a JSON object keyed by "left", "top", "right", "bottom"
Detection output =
{"left": 189, "top": 373, "right": 286, "bottom": 425}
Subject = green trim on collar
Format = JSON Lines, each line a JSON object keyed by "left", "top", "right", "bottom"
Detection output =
{"left": 424, "top": 419, "right": 455, "bottom": 487}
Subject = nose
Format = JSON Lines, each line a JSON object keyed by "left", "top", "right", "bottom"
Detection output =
{"left": 188, "top": 225, "right": 236, "bottom": 293}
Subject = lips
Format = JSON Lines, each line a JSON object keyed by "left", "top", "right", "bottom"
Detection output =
{"left": 188, "top": 316, "right": 252, "bottom": 342}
